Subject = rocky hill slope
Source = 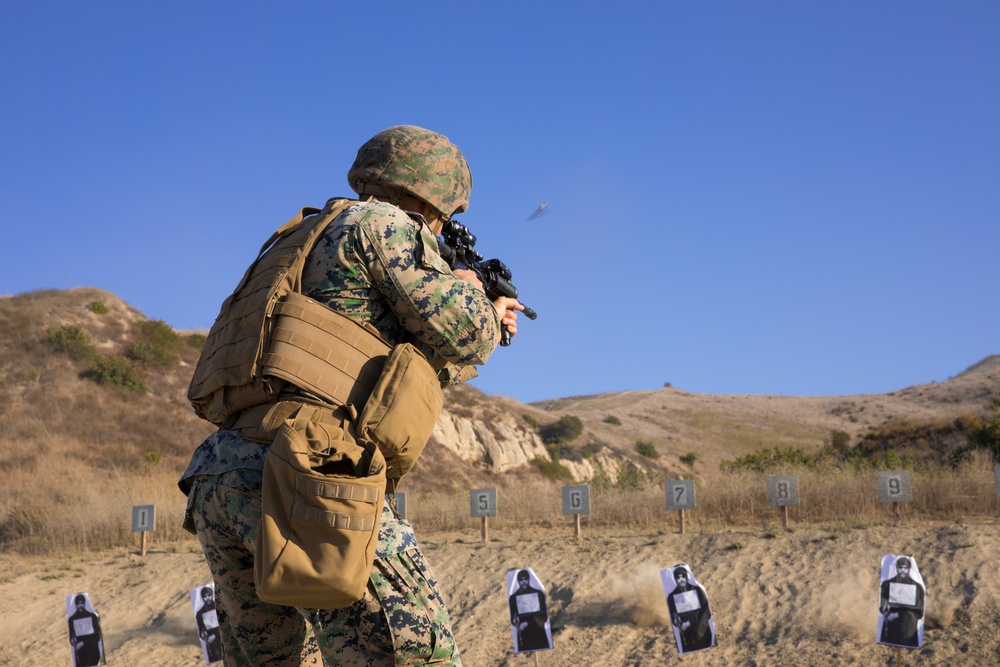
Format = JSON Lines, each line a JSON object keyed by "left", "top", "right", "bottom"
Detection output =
{"left": 1, "top": 287, "right": 997, "bottom": 493}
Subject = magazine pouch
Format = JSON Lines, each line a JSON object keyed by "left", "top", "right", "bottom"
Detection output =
{"left": 255, "top": 405, "right": 385, "bottom": 609}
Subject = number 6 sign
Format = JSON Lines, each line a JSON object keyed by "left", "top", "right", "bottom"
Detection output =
{"left": 561, "top": 485, "right": 590, "bottom": 515}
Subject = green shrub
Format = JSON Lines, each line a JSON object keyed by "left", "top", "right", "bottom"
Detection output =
{"left": 614, "top": 463, "right": 649, "bottom": 490}
{"left": 87, "top": 300, "right": 109, "bottom": 315}
{"left": 144, "top": 451, "right": 161, "bottom": 464}
{"left": 580, "top": 443, "right": 600, "bottom": 459}
{"left": 522, "top": 414, "right": 539, "bottom": 429}
{"left": 531, "top": 456, "right": 574, "bottom": 481}
{"left": 950, "top": 419, "right": 1000, "bottom": 464}
{"left": 186, "top": 333, "right": 207, "bottom": 350}
{"left": 82, "top": 355, "right": 148, "bottom": 393}
{"left": 825, "top": 430, "right": 851, "bottom": 453}
{"left": 720, "top": 446, "right": 812, "bottom": 473}
{"left": 127, "top": 319, "right": 183, "bottom": 369}
{"left": 47, "top": 325, "right": 95, "bottom": 361}
{"left": 602, "top": 415, "right": 621, "bottom": 426}
{"left": 541, "top": 415, "right": 584, "bottom": 444}
{"left": 680, "top": 452, "right": 699, "bottom": 466}
{"left": 635, "top": 441, "right": 659, "bottom": 459}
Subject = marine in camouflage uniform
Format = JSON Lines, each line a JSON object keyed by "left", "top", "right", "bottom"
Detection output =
{"left": 180, "top": 126, "right": 522, "bottom": 666}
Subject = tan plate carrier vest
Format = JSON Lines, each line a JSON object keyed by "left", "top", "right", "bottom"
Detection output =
{"left": 187, "top": 198, "right": 392, "bottom": 428}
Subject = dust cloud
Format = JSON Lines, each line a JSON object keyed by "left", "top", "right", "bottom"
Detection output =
{"left": 605, "top": 564, "right": 670, "bottom": 628}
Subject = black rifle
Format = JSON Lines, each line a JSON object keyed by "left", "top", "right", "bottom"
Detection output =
{"left": 436, "top": 219, "right": 537, "bottom": 346}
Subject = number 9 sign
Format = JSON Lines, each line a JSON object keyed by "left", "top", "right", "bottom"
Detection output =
{"left": 877, "top": 471, "right": 912, "bottom": 503}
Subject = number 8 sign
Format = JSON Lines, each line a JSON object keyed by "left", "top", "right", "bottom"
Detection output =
{"left": 766, "top": 475, "right": 799, "bottom": 507}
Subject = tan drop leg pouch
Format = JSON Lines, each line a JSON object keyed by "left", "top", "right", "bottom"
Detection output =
{"left": 255, "top": 405, "right": 386, "bottom": 609}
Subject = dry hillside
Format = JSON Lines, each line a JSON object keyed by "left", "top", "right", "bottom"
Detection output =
{"left": 0, "top": 287, "right": 997, "bottom": 552}
{"left": 2, "top": 288, "right": 1000, "bottom": 666}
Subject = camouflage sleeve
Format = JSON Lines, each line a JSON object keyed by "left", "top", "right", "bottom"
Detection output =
{"left": 355, "top": 202, "right": 501, "bottom": 366}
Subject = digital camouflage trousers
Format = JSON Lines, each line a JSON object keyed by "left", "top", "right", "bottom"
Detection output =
{"left": 187, "top": 469, "right": 462, "bottom": 667}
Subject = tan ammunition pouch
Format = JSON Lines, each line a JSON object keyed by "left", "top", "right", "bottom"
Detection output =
{"left": 357, "top": 342, "right": 444, "bottom": 479}
{"left": 254, "top": 402, "right": 386, "bottom": 609}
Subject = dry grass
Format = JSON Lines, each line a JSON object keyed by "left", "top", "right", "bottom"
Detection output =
{"left": 1, "top": 288, "right": 997, "bottom": 556}
{"left": 4, "top": 454, "right": 998, "bottom": 555}
{"left": 402, "top": 458, "right": 1000, "bottom": 541}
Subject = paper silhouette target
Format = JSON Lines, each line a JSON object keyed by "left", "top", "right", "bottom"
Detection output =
{"left": 506, "top": 567, "right": 553, "bottom": 653}
{"left": 877, "top": 554, "right": 925, "bottom": 649}
{"left": 660, "top": 564, "right": 716, "bottom": 655}
{"left": 66, "top": 592, "right": 104, "bottom": 667}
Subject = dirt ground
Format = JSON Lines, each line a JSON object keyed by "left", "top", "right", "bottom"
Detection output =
{"left": 2, "top": 520, "right": 999, "bottom": 667}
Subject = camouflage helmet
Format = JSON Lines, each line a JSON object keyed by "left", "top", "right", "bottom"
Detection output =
{"left": 348, "top": 125, "right": 472, "bottom": 217}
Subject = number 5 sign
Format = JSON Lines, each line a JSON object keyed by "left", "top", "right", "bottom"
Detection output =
{"left": 470, "top": 488, "right": 497, "bottom": 544}
{"left": 470, "top": 488, "right": 497, "bottom": 517}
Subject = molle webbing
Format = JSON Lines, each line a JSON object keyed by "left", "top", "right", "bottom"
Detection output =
{"left": 291, "top": 475, "right": 380, "bottom": 532}
{"left": 187, "top": 198, "right": 360, "bottom": 425}
{"left": 228, "top": 400, "right": 352, "bottom": 443}
{"left": 261, "top": 292, "right": 390, "bottom": 411}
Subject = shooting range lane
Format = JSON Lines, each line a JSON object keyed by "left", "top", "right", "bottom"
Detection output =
{"left": 0, "top": 523, "right": 993, "bottom": 664}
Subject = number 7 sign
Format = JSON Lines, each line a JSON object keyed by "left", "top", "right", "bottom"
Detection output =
{"left": 665, "top": 480, "right": 695, "bottom": 511}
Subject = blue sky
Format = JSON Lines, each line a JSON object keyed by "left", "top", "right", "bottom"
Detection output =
{"left": 2, "top": 2, "right": 997, "bottom": 403}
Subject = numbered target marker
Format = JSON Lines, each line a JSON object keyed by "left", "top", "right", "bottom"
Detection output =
{"left": 561, "top": 485, "right": 590, "bottom": 515}
{"left": 877, "top": 471, "right": 912, "bottom": 504}
{"left": 666, "top": 480, "right": 695, "bottom": 511}
{"left": 562, "top": 484, "right": 590, "bottom": 541}
{"left": 470, "top": 488, "right": 497, "bottom": 543}
{"left": 766, "top": 475, "right": 800, "bottom": 507}
{"left": 131, "top": 504, "right": 155, "bottom": 557}
{"left": 131, "top": 504, "right": 155, "bottom": 532}
{"left": 470, "top": 488, "right": 497, "bottom": 517}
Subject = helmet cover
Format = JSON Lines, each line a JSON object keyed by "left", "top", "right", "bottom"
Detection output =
{"left": 348, "top": 125, "right": 472, "bottom": 216}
